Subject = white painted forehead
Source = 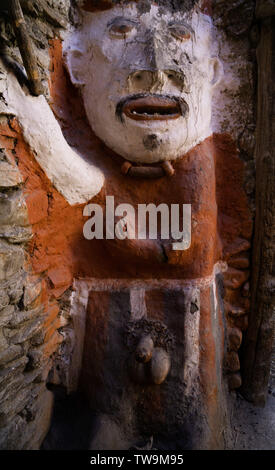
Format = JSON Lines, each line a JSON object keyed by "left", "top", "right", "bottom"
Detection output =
{"left": 80, "top": 4, "right": 213, "bottom": 39}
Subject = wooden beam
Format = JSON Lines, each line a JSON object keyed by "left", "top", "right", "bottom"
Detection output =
{"left": 241, "top": 10, "right": 275, "bottom": 405}
{"left": 9, "top": 0, "right": 43, "bottom": 96}
{"left": 19, "top": 0, "right": 67, "bottom": 28}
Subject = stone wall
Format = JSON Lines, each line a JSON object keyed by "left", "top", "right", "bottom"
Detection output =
{"left": 0, "top": 1, "right": 71, "bottom": 450}
{"left": 0, "top": 117, "right": 50, "bottom": 449}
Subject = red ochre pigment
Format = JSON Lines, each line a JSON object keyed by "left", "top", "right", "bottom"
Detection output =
{"left": 0, "top": 39, "right": 252, "bottom": 299}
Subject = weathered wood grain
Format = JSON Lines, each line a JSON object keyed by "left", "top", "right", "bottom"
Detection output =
{"left": 9, "top": 0, "right": 43, "bottom": 96}
{"left": 241, "top": 9, "right": 275, "bottom": 405}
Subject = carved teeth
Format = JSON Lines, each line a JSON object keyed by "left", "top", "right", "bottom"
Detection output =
{"left": 123, "top": 95, "right": 182, "bottom": 121}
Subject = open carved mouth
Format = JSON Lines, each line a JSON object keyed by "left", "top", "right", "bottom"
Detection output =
{"left": 116, "top": 94, "right": 187, "bottom": 122}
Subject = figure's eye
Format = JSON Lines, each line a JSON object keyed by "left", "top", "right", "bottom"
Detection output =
{"left": 169, "top": 25, "right": 192, "bottom": 41}
{"left": 108, "top": 20, "right": 136, "bottom": 38}
{"left": 111, "top": 24, "right": 132, "bottom": 35}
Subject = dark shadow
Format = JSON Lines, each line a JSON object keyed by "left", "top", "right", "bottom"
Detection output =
{"left": 41, "top": 386, "right": 97, "bottom": 450}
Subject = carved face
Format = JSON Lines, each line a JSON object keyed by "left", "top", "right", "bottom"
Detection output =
{"left": 65, "top": 4, "right": 221, "bottom": 163}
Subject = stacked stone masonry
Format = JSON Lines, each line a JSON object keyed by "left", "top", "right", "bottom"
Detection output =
{"left": 0, "top": 116, "right": 68, "bottom": 449}
{"left": 0, "top": 1, "right": 71, "bottom": 450}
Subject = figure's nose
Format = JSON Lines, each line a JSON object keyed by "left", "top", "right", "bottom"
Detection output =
{"left": 127, "top": 31, "right": 184, "bottom": 93}
{"left": 128, "top": 69, "right": 184, "bottom": 93}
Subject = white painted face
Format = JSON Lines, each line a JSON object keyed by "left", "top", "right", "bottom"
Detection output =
{"left": 64, "top": 4, "right": 222, "bottom": 163}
